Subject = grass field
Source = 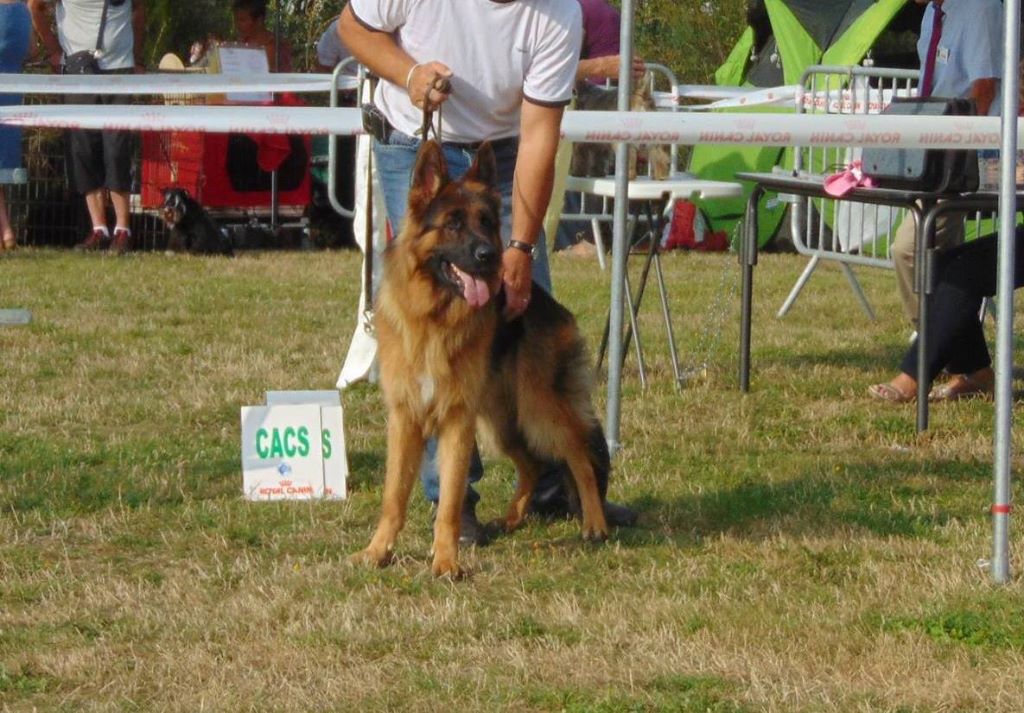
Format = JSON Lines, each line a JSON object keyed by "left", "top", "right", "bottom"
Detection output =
{"left": 2, "top": 246, "right": 1023, "bottom": 712}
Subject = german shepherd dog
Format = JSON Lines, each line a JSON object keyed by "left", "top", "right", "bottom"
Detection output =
{"left": 349, "top": 141, "right": 611, "bottom": 578}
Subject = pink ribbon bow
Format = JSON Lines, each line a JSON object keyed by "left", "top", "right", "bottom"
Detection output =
{"left": 824, "top": 160, "right": 875, "bottom": 197}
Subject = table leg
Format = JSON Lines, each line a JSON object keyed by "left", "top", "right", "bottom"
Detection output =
{"left": 915, "top": 204, "right": 931, "bottom": 432}
{"left": 739, "top": 185, "right": 763, "bottom": 392}
{"left": 597, "top": 202, "right": 648, "bottom": 388}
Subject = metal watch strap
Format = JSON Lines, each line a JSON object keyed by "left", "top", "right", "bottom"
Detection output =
{"left": 507, "top": 239, "right": 535, "bottom": 257}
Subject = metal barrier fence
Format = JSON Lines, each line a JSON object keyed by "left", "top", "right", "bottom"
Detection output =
{"left": 6, "top": 71, "right": 345, "bottom": 251}
{"left": 780, "top": 64, "right": 919, "bottom": 320}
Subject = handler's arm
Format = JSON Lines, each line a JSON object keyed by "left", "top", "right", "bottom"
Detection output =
{"left": 28, "top": 0, "right": 61, "bottom": 73}
{"left": 338, "top": 4, "right": 450, "bottom": 110}
{"left": 132, "top": 0, "right": 146, "bottom": 70}
{"left": 970, "top": 77, "right": 997, "bottom": 117}
{"left": 502, "top": 100, "right": 564, "bottom": 319}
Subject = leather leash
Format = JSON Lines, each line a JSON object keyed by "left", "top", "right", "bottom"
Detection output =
{"left": 420, "top": 75, "right": 451, "bottom": 142}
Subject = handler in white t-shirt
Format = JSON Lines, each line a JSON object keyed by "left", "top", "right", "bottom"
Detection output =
{"left": 340, "top": 0, "right": 638, "bottom": 541}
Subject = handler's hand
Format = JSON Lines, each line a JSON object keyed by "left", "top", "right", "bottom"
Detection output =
{"left": 501, "top": 247, "right": 533, "bottom": 320}
{"left": 407, "top": 61, "right": 453, "bottom": 112}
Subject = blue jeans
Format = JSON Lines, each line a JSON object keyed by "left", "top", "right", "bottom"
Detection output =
{"left": 374, "top": 128, "right": 552, "bottom": 504}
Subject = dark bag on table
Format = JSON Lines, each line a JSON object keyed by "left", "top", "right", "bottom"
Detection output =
{"left": 62, "top": 0, "right": 108, "bottom": 76}
{"left": 861, "top": 97, "right": 979, "bottom": 194}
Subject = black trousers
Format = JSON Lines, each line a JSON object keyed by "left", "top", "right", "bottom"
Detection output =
{"left": 66, "top": 70, "right": 134, "bottom": 195}
{"left": 900, "top": 226, "right": 1024, "bottom": 381}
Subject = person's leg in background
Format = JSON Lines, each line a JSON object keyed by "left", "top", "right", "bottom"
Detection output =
{"left": 69, "top": 91, "right": 110, "bottom": 251}
{"left": 891, "top": 207, "right": 965, "bottom": 326}
{"left": 901, "top": 229, "right": 1024, "bottom": 400}
{"left": 0, "top": 186, "right": 14, "bottom": 249}
{"left": 872, "top": 228, "right": 1024, "bottom": 403}
{"left": 98, "top": 88, "right": 136, "bottom": 254}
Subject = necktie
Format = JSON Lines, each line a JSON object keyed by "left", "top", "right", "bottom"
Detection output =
{"left": 920, "top": 3, "right": 944, "bottom": 98}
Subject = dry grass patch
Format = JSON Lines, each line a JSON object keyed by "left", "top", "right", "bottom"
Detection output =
{"left": 2, "top": 247, "right": 1023, "bottom": 711}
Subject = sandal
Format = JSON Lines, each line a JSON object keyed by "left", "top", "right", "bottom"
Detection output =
{"left": 928, "top": 371, "right": 994, "bottom": 402}
{"left": 868, "top": 382, "right": 915, "bottom": 403}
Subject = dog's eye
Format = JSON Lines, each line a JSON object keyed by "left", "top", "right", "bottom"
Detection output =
{"left": 478, "top": 213, "right": 497, "bottom": 233}
{"left": 444, "top": 217, "right": 463, "bottom": 233}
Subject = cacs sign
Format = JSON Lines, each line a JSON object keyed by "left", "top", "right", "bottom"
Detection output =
{"left": 241, "top": 394, "right": 348, "bottom": 501}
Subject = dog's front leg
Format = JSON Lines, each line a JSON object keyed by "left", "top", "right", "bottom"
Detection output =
{"left": 349, "top": 406, "right": 424, "bottom": 568}
{"left": 432, "top": 414, "right": 475, "bottom": 579}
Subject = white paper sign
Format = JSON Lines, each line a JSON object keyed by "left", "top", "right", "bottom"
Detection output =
{"left": 216, "top": 45, "right": 271, "bottom": 104}
{"left": 265, "top": 391, "right": 348, "bottom": 500}
{"left": 320, "top": 405, "right": 348, "bottom": 500}
{"left": 241, "top": 404, "right": 324, "bottom": 500}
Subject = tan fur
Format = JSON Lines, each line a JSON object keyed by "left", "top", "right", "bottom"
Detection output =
{"left": 349, "top": 142, "right": 609, "bottom": 578}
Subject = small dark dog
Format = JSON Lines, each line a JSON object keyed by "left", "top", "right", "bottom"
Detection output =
{"left": 160, "top": 188, "right": 233, "bottom": 256}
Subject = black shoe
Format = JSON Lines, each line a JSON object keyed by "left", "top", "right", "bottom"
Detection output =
{"left": 602, "top": 500, "right": 638, "bottom": 528}
{"left": 432, "top": 499, "right": 489, "bottom": 546}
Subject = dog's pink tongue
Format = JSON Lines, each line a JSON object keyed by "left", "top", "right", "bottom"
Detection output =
{"left": 452, "top": 265, "right": 491, "bottom": 308}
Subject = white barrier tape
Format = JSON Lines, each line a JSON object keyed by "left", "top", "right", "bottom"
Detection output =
{"left": 0, "top": 104, "right": 363, "bottom": 135}
{"left": 562, "top": 110, "right": 1009, "bottom": 149}
{"left": 797, "top": 87, "right": 917, "bottom": 115}
{"left": 675, "top": 84, "right": 789, "bottom": 101}
{"left": 0, "top": 72, "right": 355, "bottom": 95}
{"left": 0, "top": 104, "right": 1013, "bottom": 150}
{"left": 692, "top": 85, "right": 801, "bottom": 111}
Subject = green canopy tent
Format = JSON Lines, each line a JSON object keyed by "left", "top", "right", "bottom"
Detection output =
{"left": 689, "top": 0, "right": 917, "bottom": 246}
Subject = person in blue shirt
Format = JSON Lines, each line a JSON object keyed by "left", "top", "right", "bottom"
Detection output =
{"left": 888, "top": 0, "right": 1002, "bottom": 330}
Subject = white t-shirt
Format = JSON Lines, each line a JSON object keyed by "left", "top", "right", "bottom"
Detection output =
{"left": 55, "top": 0, "right": 136, "bottom": 71}
{"left": 918, "top": 0, "right": 1002, "bottom": 115}
{"left": 349, "top": 0, "right": 582, "bottom": 144}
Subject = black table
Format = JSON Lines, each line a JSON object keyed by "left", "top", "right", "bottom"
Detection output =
{"left": 736, "top": 171, "right": 1015, "bottom": 432}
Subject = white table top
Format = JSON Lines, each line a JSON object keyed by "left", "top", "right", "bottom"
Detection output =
{"left": 564, "top": 173, "right": 744, "bottom": 201}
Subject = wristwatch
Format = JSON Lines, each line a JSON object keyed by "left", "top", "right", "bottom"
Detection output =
{"left": 507, "top": 239, "right": 535, "bottom": 257}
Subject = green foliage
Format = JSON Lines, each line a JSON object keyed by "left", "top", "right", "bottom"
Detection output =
{"left": 143, "top": 0, "right": 232, "bottom": 66}
{"left": 140, "top": 1, "right": 749, "bottom": 80}
{"left": 622, "top": 0, "right": 748, "bottom": 83}
{"left": 143, "top": 0, "right": 341, "bottom": 71}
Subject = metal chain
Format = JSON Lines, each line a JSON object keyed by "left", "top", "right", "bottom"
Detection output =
{"left": 678, "top": 219, "right": 743, "bottom": 384}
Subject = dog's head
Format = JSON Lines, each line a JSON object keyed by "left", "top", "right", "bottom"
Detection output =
{"left": 160, "top": 187, "right": 191, "bottom": 228}
{"left": 403, "top": 140, "right": 502, "bottom": 309}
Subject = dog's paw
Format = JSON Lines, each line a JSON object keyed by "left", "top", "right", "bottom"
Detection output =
{"left": 430, "top": 555, "right": 465, "bottom": 580}
{"left": 347, "top": 547, "right": 394, "bottom": 568}
{"left": 580, "top": 524, "right": 609, "bottom": 543}
{"left": 497, "top": 515, "right": 524, "bottom": 533}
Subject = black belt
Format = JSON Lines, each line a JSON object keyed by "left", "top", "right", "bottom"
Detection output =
{"left": 445, "top": 135, "right": 518, "bottom": 152}
{"left": 375, "top": 112, "right": 517, "bottom": 152}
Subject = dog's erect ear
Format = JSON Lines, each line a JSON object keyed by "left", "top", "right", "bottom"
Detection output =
{"left": 411, "top": 140, "right": 448, "bottom": 200}
{"left": 464, "top": 141, "right": 497, "bottom": 189}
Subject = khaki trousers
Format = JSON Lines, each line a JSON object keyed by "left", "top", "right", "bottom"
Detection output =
{"left": 891, "top": 206, "right": 965, "bottom": 324}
